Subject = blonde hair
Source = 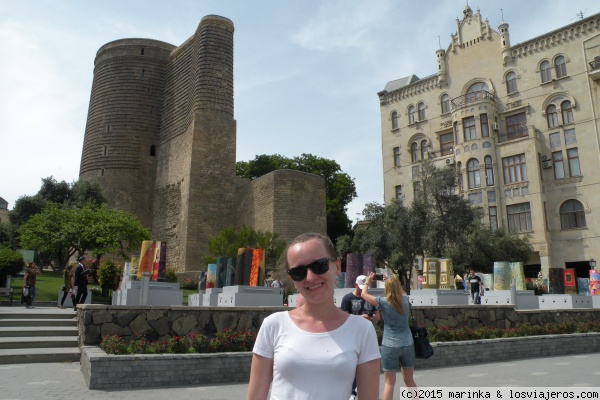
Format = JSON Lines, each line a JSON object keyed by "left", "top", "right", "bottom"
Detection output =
{"left": 384, "top": 275, "right": 406, "bottom": 315}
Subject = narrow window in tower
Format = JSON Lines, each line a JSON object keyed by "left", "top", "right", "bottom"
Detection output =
{"left": 102, "top": 146, "right": 107, "bottom": 156}
{"left": 141, "top": 69, "right": 145, "bottom": 78}
{"left": 100, "top": 168, "right": 105, "bottom": 177}
{"left": 150, "top": 145, "right": 156, "bottom": 157}
{"left": 141, "top": 48, "right": 145, "bottom": 56}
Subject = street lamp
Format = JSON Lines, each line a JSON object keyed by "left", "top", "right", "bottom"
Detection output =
{"left": 590, "top": 258, "right": 597, "bottom": 269}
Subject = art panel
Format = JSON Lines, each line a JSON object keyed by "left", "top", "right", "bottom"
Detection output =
{"left": 590, "top": 269, "right": 600, "bottom": 296}
{"left": 548, "top": 268, "right": 565, "bottom": 294}
{"left": 235, "top": 248, "right": 252, "bottom": 286}
{"left": 563, "top": 269, "right": 576, "bottom": 294}
{"left": 226, "top": 257, "right": 236, "bottom": 287}
{"left": 249, "top": 249, "right": 265, "bottom": 287}
{"left": 216, "top": 257, "right": 227, "bottom": 288}
{"left": 345, "top": 253, "right": 361, "bottom": 288}
{"left": 138, "top": 240, "right": 158, "bottom": 280}
{"left": 493, "top": 261, "right": 511, "bottom": 290}
{"left": 510, "top": 262, "right": 526, "bottom": 290}
{"left": 206, "top": 264, "right": 217, "bottom": 289}
{"left": 157, "top": 242, "right": 167, "bottom": 282}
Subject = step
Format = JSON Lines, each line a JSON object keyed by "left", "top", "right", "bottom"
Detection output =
{"left": 0, "top": 336, "right": 78, "bottom": 350}
{"left": 0, "top": 318, "right": 77, "bottom": 327}
{"left": 0, "top": 326, "right": 78, "bottom": 337}
{"left": 0, "top": 311, "right": 76, "bottom": 320}
{"left": 0, "top": 347, "right": 80, "bottom": 364}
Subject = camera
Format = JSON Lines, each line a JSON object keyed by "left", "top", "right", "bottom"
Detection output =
{"left": 373, "top": 274, "right": 384, "bottom": 280}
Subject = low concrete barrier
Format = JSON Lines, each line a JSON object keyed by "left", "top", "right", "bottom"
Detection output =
{"left": 81, "top": 332, "right": 600, "bottom": 390}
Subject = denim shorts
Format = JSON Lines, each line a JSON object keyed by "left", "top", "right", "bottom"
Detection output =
{"left": 380, "top": 344, "right": 415, "bottom": 371}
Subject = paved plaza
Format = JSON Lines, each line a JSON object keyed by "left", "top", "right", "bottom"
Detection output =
{"left": 0, "top": 353, "right": 599, "bottom": 400}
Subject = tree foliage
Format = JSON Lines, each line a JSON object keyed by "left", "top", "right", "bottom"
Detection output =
{"left": 0, "top": 247, "right": 25, "bottom": 282}
{"left": 18, "top": 203, "right": 150, "bottom": 270}
{"left": 236, "top": 154, "right": 357, "bottom": 243}
{"left": 207, "top": 226, "right": 287, "bottom": 278}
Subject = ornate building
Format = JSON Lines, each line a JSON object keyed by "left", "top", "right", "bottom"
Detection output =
{"left": 79, "top": 16, "right": 326, "bottom": 272}
{"left": 379, "top": 6, "right": 600, "bottom": 279}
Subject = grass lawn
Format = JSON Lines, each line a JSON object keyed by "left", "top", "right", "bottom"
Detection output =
{"left": 10, "top": 269, "right": 196, "bottom": 305}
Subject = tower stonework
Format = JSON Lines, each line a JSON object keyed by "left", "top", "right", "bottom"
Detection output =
{"left": 80, "top": 15, "right": 327, "bottom": 272}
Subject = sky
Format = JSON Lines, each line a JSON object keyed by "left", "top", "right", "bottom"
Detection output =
{"left": 1, "top": 0, "right": 598, "bottom": 224}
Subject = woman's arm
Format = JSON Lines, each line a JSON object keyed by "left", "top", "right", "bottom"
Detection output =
{"left": 23, "top": 272, "right": 29, "bottom": 287}
{"left": 246, "top": 353, "right": 273, "bottom": 400}
{"left": 355, "top": 358, "right": 381, "bottom": 400}
{"left": 360, "top": 272, "right": 379, "bottom": 307}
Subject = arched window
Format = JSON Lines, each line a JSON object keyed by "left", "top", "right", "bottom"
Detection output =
{"left": 411, "top": 142, "right": 419, "bottom": 162}
{"left": 457, "top": 162, "right": 464, "bottom": 192}
{"left": 420, "top": 140, "right": 428, "bottom": 160}
{"left": 540, "top": 61, "right": 552, "bottom": 83}
{"left": 418, "top": 102, "right": 426, "bottom": 121}
{"left": 560, "top": 199, "right": 586, "bottom": 229}
{"left": 485, "top": 156, "right": 494, "bottom": 186}
{"left": 555, "top": 56, "right": 567, "bottom": 78}
{"left": 408, "top": 106, "right": 416, "bottom": 124}
{"left": 441, "top": 94, "right": 450, "bottom": 114}
{"left": 546, "top": 105, "right": 558, "bottom": 128}
{"left": 391, "top": 111, "right": 399, "bottom": 130}
{"left": 467, "top": 159, "right": 481, "bottom": 189}
{"left": 561, "top": 100, "right": 574, "bottom": 125}
{"left": 506, "top": 72, "right": 517, "bottom": 94}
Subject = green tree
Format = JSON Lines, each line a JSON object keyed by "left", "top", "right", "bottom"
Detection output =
{"left": 18, "top": 203, "right": 149, "bottom": 270}
{"left": 236, "top": 154, "right": 357, "bottom": 243}
{"left": 207, "top": 225, "right": 287, "bottom": 278}
{"left": 0, "top": 247, "right": 25, "bottom": 283}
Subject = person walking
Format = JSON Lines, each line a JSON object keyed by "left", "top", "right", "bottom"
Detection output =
{"left": 247, "top": 232, "right": 381, "bottom": 400}
{"left": 467, "top": 269, "right": 483, "bottom": 304}
{"left": 22, "top": 262, "right": 41, "bottom": 308}
{"left": 59, "top": 264, "right": 75, "bottom": 309}
{"left": 73, "top": 256, "right": 91, "bottom": 310}
{"left": 361, "top": 272, "right": 417, "bottom": 400}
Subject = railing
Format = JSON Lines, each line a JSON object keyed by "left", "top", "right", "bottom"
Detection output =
{"left": 451, "top": 90, "right": 495, "bottom": 111}
{"left": 497, "top": 123, "right": 529, "bottom": 143}
{"left": 589, "top": 58, "right": 600, "bottom": 71}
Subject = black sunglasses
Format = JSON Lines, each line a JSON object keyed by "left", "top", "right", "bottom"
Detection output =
{"left": 287, "top": 257, "right": 335, "bottom": 281}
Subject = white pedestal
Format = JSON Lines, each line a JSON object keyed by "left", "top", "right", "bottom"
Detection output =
{"left": 481, "top": 290, "right": 539, "bottom": 309}
{"left": 538, "top": 294, "right": 593, "bottom": 309}
{"left": 202, "top": 288, "right": 222, "bottom": 306}
{"left": 188, "top": 293, "right": 201, "bottom": 306}
{"left": 56, "top": 289, "right": 91, "bottom": 308}
{"left": 591, "top": 296, "right": 600, "bottom": 308}
{"left": 217, "top": 286, "right": 283, "bottom": 307}
{"left": 409, "top": 289, "right": 469, "bottom": 305}
{"left": 113, "top": 281, "right": 183, "bottom": 306}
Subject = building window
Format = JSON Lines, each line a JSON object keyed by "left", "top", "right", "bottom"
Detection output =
{"left": 489, "top": 206, "right": 498, "bottom": 231}
{"left": 408, "top": 106, "right": 416, "bottom": 124}
{"left": 502, "top": 154, "right": 527, "bottom": 184}
{"left": 391, "top": 111, "right": 399, "bottom": 130}
{"left": 540, "top": 60, "right": 552, "bottom": 83}
{"left": 463, "top": 117, "right": 476, "bottom": 141}
{"left": 560, "top": 199, "right": 586, "bottom": 230}
{"left": 393, "top": 146, "right": 401, "bottom": 167}
{"left": 395, "top": 185, "right": 402, "bottom": 200}
{"left": 567, "top": 148, "right": 581, "bottom": 177}
{"left": 552, "top": 151, "right": 564, "bottom": 179}
{"left": 457, "top": 162, "right": 464, "bottom": 192}
{"left": 485, "top": 155, "right": 494, "bottom": 186}
{"left": 480, "top": 114, "right": 489, "bottom": 137}
{"left": 467, "top": 159, "right": 481, "bottom": 189}
{"left": 418, "top": 102, "right": 426, "bottom": 121}
{"left": 564, "top": 128, "right": 577, "bottom": 145}
{"left": 441, "top": 94, "right": 450, "bottom": 114}
{"left": 420, "top": 140, "right": 428, "bottom": 160}
{"left": 413, "top": 181, "right": 422, "bottom": 199}
{"left": 410, "top": 142, "right": 418, "bottom": 162}
{"left": 506, "top": 72, "right": 517, "bottom": 94}
{"left": 561, "top": 100, "right": 573, "bottom": 125}
{"left": 555, "top": 55, "right": 567, "bottom": 78}
{"left": 546, "top": 105, "right": 559, "bottom": 129}
{"left": 549, "top": 132, "right": 561, "bottom": 149}
{"left": 439, "top": 132, "right": 454, "bottom": 156}
{"left": 150, "top": 145, "right": 156, "bottom": 156}
{"left": 505, "top": 112, "right": 527, "bottom": 141}
{"left": 507, "top": 203, "right": 532, "bottom": 232}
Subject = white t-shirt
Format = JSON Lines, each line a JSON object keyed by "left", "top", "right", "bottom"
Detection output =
{"left": 252, "top": 311, "right": 381, "bottom": 400}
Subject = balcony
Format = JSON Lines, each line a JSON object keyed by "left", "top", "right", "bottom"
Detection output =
{"left": 451, "top": 90, "right": 496, "bottom": 111}
{"left": 589, "top": 57, "right": 600, "bottom": 81}
{"left": 497, "top": 124, "right": 535, "bottom": 144}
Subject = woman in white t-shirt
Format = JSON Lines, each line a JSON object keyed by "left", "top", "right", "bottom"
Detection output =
{"left": 247, "top": 232, "right": 381, "bottom": 400}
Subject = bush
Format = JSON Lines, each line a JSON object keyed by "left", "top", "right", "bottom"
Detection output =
{"left": 0, "top": 247, "right": 24, "bottom": 282}
{"left": 100, "top": 330, "right": 258, "bottom": 355}
{"left": 96, "top": 259, "right": 122, "bottom": 287}
{"left": 180, "top": 278, "right": 198, "bottom": 290}
{"left": 165, "top": 267, "right": 178, "bottom": 283}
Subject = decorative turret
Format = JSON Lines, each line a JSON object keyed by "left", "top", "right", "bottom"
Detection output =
{"left": 499, "top": 22, "right": 513, "bottom": 64}
{"left": 436, "top": 48, "right": 447, "bottom": 86}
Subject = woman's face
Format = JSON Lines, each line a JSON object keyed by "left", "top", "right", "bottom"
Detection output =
{"left": 286, "top": 238, "right": 340, "bottom": 305}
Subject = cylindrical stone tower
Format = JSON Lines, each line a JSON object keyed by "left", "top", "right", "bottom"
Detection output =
{"left": 498, "top": 23, "right": 512, "bottom": 64}
{"left": 79, "top": 39, "right": 175, "bottom": 229}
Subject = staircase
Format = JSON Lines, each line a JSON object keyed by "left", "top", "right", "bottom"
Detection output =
{"left": 0, "top": 307, "right": 80, "bottom": 364}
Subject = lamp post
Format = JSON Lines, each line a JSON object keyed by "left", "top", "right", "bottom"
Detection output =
{"left": 590, "top": 258, "right": 597, "bottom": 269}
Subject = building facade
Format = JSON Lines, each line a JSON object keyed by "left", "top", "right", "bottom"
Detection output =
{"left": 0, "top": 196, "right": 8, "bottom": 224}
{"left": 379, "top": 6, "right": 600, "bottom": 279}
{"left": 79, "top": 15, "right": 326, "bottom": 272}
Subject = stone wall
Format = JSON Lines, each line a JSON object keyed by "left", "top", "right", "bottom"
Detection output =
{"left": 81, "top": 332, "right": 600, "bottom": 390}
{"left": 78, "top": 304, "right": 600, "bottom": 346}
